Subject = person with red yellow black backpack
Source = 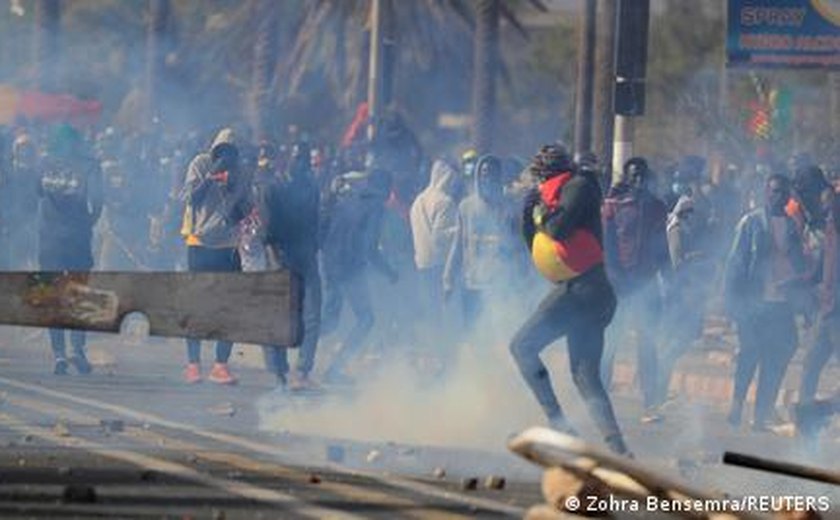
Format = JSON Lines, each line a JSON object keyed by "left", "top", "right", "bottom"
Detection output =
{"left": 509, "top": 143, "right": 631, "bottom": 456}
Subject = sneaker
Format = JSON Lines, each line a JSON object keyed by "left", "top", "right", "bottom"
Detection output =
{"left": 183, "top": 363, "right": 201, "bottom": 384}
{"left": 70, "top": 354, "right": 92, "bottom": 375}
{"left": 288, "top": 371, "right": 321, "bottom": 392}
{"left": 640, "top": 409, "right": 664, "bottom": 424}
{"left": 53, "top": 358, "right": 69, "bottom": 376}
{"left": 208, "top": 363, "right": 237, "bottom": 385}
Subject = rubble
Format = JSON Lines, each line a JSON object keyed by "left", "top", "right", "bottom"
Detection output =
{"left": 365, "top": 449, "right": 381, "bottom": 463}
{"left": 460, "top": 477, "right": 478, "bottom": 491}
{"left": 484, "top": 475, "right": 506, "bottom": 490}
{"left": 99, "top": 419, "right": 124, "bottom": 433}
{"left": 53, "top": 420, "right": 70, "bottom": 437}
{"left": 308, "top": 473, "right": 322, "bottom": 484}
{"left": 207, "top": 402, "right": 236, "bottom": 417}
{"left": 432, "top": 467, "right": 446, "bottom": 479}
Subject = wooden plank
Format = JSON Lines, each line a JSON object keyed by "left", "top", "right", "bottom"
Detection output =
{"left": 0, "top": 271, "right": 302, "bottom": 346}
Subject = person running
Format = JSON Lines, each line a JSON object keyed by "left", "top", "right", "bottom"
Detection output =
{"left": 509, "top": 143, "right": 630, "bottom": 456}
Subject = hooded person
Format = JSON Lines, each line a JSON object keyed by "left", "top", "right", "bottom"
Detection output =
{"left": 410, "top": 159, "right": 461, "bottom": 344}
{"left": 256, "top": 140, "right": 323, "bottom": 391}
{"left": 509, "top": 143, "right": 630, "bottom": 456}
{"left": 443, "top": 154, "right": 518, "bottom": 331}
{"left": 37, "top": 124, "right": 104, "bottom": 376}
{"left": 179, "top": 128, "right": 251, "bottom": 385}
{"left": 319, "top": 167, "right": 398, "bottom": 385}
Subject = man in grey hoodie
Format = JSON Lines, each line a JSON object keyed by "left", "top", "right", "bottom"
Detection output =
{"left": 179, "top": 128, "right": 251, "bottom": 385}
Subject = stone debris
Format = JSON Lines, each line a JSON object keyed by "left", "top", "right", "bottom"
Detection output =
{"left": 207, "top": 402, "right": 236, "bottom": 417}
{"left": 366, "top": 449, "right": 381, "bottom": 463}
{"left": 99, "top": 419, "right": 124, "bottom": 433}
{"left": 460, "top": 477, "right": 478, "bottom": 491}
{"left": 484, "top": 475, "right": 506, "bottom": 490}
{"left": 53, "top": 420, "right": 71, "bottom": 437}
{"left": 308, "top": 473, "right": 322, "bottom": 484}
{"left": 432, "top": 467, "right": 446, "bottom": 480}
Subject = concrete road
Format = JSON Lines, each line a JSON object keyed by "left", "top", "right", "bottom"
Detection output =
{"left": 0, "top": 327, "right": 837, "bottom": 518}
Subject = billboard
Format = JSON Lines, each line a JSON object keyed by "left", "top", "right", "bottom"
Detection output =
{"left": 727, "top": 0, "right": 840, "bottom": 69}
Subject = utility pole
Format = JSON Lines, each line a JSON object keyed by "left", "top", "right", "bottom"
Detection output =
{"left": 574, "top": 0, "right": 596, "bottom": 157}
{"left": 472, "top": 0, "right": 500, "bottom": 155}
{"left": 593, "top": 0, "right": 618, "bottom": 184}
{"left": 367, "top": 0, "right": 384, "bottom": 142}
{"left": 612, "top": 0, "right": 649, "bottom": 178}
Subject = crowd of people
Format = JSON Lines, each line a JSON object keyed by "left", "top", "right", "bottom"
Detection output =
{"left": 0, "top": 114, "right": 838, "bottom": 455}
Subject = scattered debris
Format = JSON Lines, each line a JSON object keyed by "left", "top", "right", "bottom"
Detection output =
{"left": 326, "top": 445, "right": 345, "bottom": 463}
{"left": 186, "top": 454, "right": 199, "bottom": 464}
{"left": 366, "top": 449, "right": 381, "bottom": 463}
{"left": 142, "top": 422, "right": 151, "bottom": 430}
{"left": 397, "top": 447, "right": 416, "bottom": 457}
{"left": 53, "top": 420, "right": 70, "bottom": 437}
{"left": 21, "top": 434, "right": 33, "bottom": 443}
{"left": 207, "top": 402, "right": 237, "bottom": 417}
{"left": 308, "top": 473, "right": 322, "bottom": 484}
{"left": 460, "top": 477, "right": 478, "bottom": 491}
{"left": 62, "top": 484, "right": 97, "bottom": 504}
{"left": 432, "top": 467, "right": 446, "bottom": 480}
{"left": 99, "top": 419, "right": 124, "bottom": 433}
{"left": 211, "top": 509, "right": 226, "bottom": 520}
{"left": 484, "top": 475, "right": 506, "bottom": 490}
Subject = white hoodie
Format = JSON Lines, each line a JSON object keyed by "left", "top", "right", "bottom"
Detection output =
{"left": 409, "top": 160, "right": 459, "bottom": 269}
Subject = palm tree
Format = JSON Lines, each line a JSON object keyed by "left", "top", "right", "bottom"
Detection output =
{"left": 146, "top": 0, "right": 171, "bottom": 128}
{"left": 33, "top": 0, "right": 61, "bottom": 92}
{"left": 248, "top": 0, "right": 279, "bottom": 140}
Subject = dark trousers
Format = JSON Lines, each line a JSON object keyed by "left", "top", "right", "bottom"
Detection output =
{"left": 732, "top": 302, "right": 798, "bottom": 425}
{"left": 185, "top": 246, "right": 241, "bottom": 364}
{"left": 40, "top": 247, "right": 92, "bottom": 362}
{"left": 321, "top": 270, "right": 374, "bottom": 374}
{"left": 509, "top": 267, "right": 626, "bottom": 447}
{"left": 799, "top": 311, "right": 840, "bottom": 403}
{"left": 266, "top": 258, "right": 322, "bottom": 377}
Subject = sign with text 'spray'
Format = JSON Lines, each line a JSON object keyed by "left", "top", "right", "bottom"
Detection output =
{"left": 727, "top": 0, "right": 840, "bottom": 69}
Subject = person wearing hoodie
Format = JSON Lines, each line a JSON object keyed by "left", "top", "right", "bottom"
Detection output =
{"left": 256, "top": 140, "right": 323, "bottom": 391}
{"left": 320, "top": 167, "right": 397, "bottom": 385}
{"left": 37, "top": 124, "right": 104, "bottom": 376}
{"left": 443, "top": 154, "right": 517, "bottom": 330}
{"left": 179, "top": 128, "right": 251, "bottom": 385}
{"left": 509, "top": 143, "right": 630, "bottom": 456}
{"left": 410, "top": 159, "right": 461, "bottom": 334}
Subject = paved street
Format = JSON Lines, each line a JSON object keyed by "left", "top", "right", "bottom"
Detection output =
{"left": 0, "top": 326, "right": 837, "bottom": 518}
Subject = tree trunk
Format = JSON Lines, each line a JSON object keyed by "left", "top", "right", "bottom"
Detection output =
{"left": 33, "top": 0, "right": 60, "bottom": 92}
{"left": 146, "top": 0, "right": 170, "bottom": 129}
{"left": 471, "top": 0, "right": 499, "bottom": 155}
{"left": 250, "top": 0, "right": 280, "bottom": 141}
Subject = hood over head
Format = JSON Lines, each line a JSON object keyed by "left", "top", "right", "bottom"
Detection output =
{"left": 427, "top": 159, "right": 459, "bottom": 196}
{"left": 209, "top": 127, "right": 239, "bottom": 168}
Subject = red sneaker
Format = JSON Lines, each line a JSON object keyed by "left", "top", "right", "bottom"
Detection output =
{"left": 208, "top": 363, "right": 237, "bottom": 385}
{"left": 183, "top": 363, "right": 201, "bottom": 384}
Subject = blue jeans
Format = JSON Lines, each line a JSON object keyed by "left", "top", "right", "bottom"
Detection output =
{"left": 185, "top": 246, "right": 240, "bottom": 364}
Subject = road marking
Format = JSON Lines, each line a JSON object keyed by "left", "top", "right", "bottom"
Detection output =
{"left": 0, "top": 410, "right": 362, "bottom": 520}
{"left": 7, "top": 393, "right": 466, "bottom": 520}
{"left": 0, "top": 375, "right": 525, "bottom": 517}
